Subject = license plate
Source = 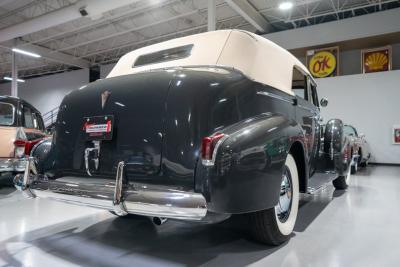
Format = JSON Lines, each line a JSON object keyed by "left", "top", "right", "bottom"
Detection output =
{"left": 82, "top": 115, "right": 114, "bottom": 140}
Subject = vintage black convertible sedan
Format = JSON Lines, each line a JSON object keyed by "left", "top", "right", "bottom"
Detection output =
{"left": 15, "top": 30, "right": 351, "bottom": 245}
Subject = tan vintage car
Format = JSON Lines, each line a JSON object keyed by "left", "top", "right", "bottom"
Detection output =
{"left": 0, "top": 96, "right": 46, "bottom": 182}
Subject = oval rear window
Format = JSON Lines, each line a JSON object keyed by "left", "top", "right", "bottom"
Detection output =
{"left": 133, "top": 44, "right": 193, "bottom": 67}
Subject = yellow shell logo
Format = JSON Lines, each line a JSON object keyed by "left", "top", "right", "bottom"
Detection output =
{"left": 365, "top": 52, "right": 388, "bottom": 71}
{"left": 309, "top": 51, "right": 336, "bottom": 78}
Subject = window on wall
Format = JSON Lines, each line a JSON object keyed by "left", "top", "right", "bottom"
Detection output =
{"left": 292, "top": 67, "right": 308, "bottom": 100}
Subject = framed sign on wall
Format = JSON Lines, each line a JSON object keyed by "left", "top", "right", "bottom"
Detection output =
{"left": 393, "top": 125, "right": 400, "bottom": 145}
{"left": 306, "top": 46, "right": 339, "bottom": 78}
{"left": 361, "top": 46, "right": 392, "bottom": 73}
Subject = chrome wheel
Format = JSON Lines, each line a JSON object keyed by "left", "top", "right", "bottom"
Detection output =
{"left": 275, "top": 166, "right": 293, "bottom": 223}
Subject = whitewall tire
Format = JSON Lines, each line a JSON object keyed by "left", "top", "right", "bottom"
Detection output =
{"left": 249, "top": 153, "right": 299, "bottom": 245}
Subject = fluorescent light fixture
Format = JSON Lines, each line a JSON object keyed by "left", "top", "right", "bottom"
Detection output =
{"left": 279, "top": 1, "right": 293, "bottom": 10}
{"left": 3, "top": 76, "right": 25, "bottom": 83}
{"left": 12, "top": 48, "right": 41, "bottom": 58}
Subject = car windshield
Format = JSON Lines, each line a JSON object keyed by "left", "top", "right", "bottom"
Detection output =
{"left": 0, "top": 102, "right": 15, "bottom": 126}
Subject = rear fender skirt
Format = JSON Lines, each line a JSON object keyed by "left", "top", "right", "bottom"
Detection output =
{"left": 195, "top": 113, "right": 305, "bottom": 214}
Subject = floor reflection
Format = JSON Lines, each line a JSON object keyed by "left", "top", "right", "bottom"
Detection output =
{"left": 1, "top": 166, "right": 397, "bottom": 267}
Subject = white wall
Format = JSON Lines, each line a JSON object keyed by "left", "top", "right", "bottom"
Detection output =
{"left": 0, "top": 69, "right": 89, "bottom": 114}
{"left": 318, "top": 70, "right": 400, "bottom": 164}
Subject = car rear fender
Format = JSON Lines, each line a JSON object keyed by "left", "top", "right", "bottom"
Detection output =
{"left": 195, "top": 112, "right": 306, "bottom": 214}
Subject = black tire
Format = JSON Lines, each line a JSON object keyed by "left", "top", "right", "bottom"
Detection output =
{"left": 360, "top": 161, "right": 368, "bottom": 167}
{"left": 249, "top": 153, "right": 299, "bottom": 246}
{"left": 333, "top": 166, "right": 350, "bottom": 190}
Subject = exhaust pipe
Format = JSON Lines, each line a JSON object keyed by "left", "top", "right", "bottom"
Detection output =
{"left": 153, "top": 217, "right": 168, "bottom": 225}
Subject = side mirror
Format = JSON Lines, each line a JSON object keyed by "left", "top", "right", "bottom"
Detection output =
{"left": 359, "top": 133, "right": 365, "bottom": 138}
{"left": 320, "top": 98, "right": 328, "bottom": 107}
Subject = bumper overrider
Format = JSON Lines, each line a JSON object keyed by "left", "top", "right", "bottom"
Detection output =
{"left": 14, "top": 158, "right": 207, "bottom": 221}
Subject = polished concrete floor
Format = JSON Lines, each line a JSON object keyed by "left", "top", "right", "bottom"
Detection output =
{"left": 0, "top": 166, "right": 399, "bottom": 267}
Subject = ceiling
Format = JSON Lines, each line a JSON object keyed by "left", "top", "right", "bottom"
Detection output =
{"left": 0, "top": 0, "right": 399, "bottom": 79}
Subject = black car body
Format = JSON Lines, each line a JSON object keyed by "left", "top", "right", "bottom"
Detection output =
{"left": 15, "top": 30, "right": 351, "bottom": 245}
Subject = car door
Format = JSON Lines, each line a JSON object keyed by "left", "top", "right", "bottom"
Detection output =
{"left": 308, "top": 77, "right": 321, "bottom": 174}
{"left": 292, "top": 67, "right": 316, "bottom": 166}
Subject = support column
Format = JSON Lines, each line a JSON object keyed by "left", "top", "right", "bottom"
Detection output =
{"left": 208, "top": 0, "right": 216, "bottom": 31}
{"left": 11, "top": 51, "right": 18, "bottom": 97}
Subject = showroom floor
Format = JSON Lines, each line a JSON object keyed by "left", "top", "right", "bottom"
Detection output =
{"left": 0, "top": 166, "right": 399, "bottom": 267}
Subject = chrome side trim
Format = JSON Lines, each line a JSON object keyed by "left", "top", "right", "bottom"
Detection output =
{"left": 256, "top": 91, "right": 294, "bottom": 105}
{"left": 202, "top": 134, "right": 229, "bottom": 167}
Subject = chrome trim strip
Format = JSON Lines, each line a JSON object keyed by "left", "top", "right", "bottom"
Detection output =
{"left": 297, "top": 104, "right": 315, "bottom": 112}
{"left": 202, "top": 134, "right": 229, "bottom": 167}
{"left": 256, "top": 91, "right": 294, "bottom": 104}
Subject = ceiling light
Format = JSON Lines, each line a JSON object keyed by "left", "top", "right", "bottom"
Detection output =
{"left": 12, "top": 48, "right": 41, "bottom": 58}
{"left": 279, "top": 2, "right": 293, "bottom": 10}
{"left": 3, "top": 76, "right": 25, "bottom": 83}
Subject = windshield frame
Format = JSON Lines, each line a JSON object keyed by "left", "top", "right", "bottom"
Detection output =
{"left": 0, "top": 102, "right": 16, "bottom": 126}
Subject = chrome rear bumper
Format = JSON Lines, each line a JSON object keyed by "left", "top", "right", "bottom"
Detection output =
{"left": 0, "top": 158, "right": 26, "bottom": 173}
{"left": 14, "top": 158, "right": 207, "bottom": 221}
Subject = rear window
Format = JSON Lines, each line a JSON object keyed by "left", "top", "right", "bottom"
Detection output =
{"left": 0, "top": 102, "right": 15, "bottom": 126}
{"left": 133, "top": 44, "right": 193, "bottom": 67}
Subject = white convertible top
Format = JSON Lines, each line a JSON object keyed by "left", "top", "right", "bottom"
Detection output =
{"left": 107, "top": 30, "right": 312, "bottom": 96}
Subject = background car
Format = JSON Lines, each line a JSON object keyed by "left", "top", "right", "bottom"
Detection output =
{"left": 0, "top": 96, "right": 46, "bottom": 185}
{"left": 343, "top": 124, "right": 371, "bottom": 173}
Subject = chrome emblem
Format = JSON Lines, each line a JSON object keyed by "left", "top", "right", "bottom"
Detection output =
{"left": 101, "top": 90, "right": 111, "bottom": 109}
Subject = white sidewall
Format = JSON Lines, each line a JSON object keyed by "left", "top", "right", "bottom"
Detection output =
{"left": 275, "top": 153, "right": 299, "bottom": 236}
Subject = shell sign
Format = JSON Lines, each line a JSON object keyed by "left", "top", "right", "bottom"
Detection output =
{"left": 306, "top": 47, "right": 339, "bottom": 78}
{"left": 362, "top": 46, "right": 391, "bottom": 73}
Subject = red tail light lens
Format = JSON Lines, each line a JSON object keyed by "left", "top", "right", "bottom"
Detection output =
{"left": 14, "top": 139, "right": 26, "bottom": 158}
{"left": 14, "top": 138, "right": 42, "bottom": 157}
{"left": 25, "top": 139, "right": 42, "bottom": 156}
{"left": 201, "top": 133, "right": 225, "bottom": 161}
{"left": 14, "top": 139, "right": 26, "bottom": 147}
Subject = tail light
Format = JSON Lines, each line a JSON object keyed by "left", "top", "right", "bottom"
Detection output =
{"left": 14, "top": 139, "right": 42, "bottom": 157}
{"left": 14, "top": 139, "right": 26, "bottom": 158}
{"left": 201, "top": 133, "right": 226, "bottom": 166}
{"left": 343, "top": 144, "right": 350, "bottom": 162}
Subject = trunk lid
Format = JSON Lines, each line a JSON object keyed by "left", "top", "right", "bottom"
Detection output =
{"left": 54, "top": 72, "right": 172, "bottom": 179}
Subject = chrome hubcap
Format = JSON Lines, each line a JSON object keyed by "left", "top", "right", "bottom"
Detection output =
{"left": 275, "top": 166, "right": 293, "bottom": 223}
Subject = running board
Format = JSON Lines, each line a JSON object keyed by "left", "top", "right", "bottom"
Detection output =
{"left": 307, "top": 172, "right": 338, "bottom": 194}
